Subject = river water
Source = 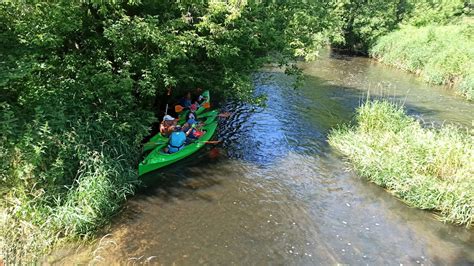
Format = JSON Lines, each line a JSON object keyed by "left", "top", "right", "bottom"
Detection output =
{"left": 49, "top": 52, "right": 473, "bottom": 265}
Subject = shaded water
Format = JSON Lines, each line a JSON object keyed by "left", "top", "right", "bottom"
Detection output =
{"left": 49, "top": 52, "right": 473, "bottom": 265}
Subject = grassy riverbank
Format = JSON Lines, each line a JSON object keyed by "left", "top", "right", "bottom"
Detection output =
{"left": 370, "top": 22, "right": 474, "bottom": 100}
{"left": 329, "top": 101, "right": 474, "bottom": 227}
{"left": 0, "top": 117, "right": 147, "bottom": 261}
{"left": 330, "top": 0, "right": 472, "bottom": 99}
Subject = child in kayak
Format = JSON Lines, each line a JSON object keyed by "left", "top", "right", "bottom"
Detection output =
{"left": 186, "top": 103, "right": 198, "bottom": 121}
{"left": 164, "top": 125, "right": 194, "bottom": 154}
{"left": 182, "top": 118, "right": 204, "bottom": 142}
{"left": 194, "top": 88, "right": 207, "bottom": 105}
{"left": 160, "top": 115, "right": 178, "bottom": 137}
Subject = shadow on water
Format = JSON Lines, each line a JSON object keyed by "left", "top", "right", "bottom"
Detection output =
{"left": 137, "top": 147, "right": 226, "bottom": 200}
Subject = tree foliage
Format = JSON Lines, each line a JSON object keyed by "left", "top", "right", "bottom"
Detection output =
{"left": 0, "top": 1, "right": 338, "bottom": 261}
{"left": 331, "top": 0, "right": 470, "bottom": 53}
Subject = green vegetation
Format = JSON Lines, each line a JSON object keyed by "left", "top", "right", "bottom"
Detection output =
{"left": 329, "top": 101, "right": 474, "bottom": 227}
{"left": 330, "top": 0, "right": 407, "bottom": 53}
{"left": 1, "top": 0, "right": 472, "bottom": 262}
{"left": 370, "top": 22, "right": 473, "bottom": 99}
{"left": 0, "top": 1, "right": 340, "bottom": 262}
{"left": 332, "top": 0, "right": 470, "bottom": 53}
{"left": 332, "top": 0, "right": 473, "bottom": 98}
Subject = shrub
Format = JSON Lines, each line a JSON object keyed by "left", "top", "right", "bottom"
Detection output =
{"left": 329, "top": 101, "right": 474, "bottom": 227}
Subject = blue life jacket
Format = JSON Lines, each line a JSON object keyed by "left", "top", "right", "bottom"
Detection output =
{"left": 168, "top": 131, "right": 186, "bottom": 153}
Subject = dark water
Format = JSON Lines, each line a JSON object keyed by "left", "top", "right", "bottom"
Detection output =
{"left": 49, "top": 52, "right": 474, "bottom": 265}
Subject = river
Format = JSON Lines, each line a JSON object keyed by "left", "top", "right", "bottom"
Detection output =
{"left": 48, "top": 51, "right": 474, "bottom": 265}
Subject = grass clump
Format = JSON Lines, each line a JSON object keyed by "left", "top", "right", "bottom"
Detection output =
{"left": 0, "top": 117, "right": 148, "bottom": 263}
{"left": 370, "top": 22, "right": 474, "bottom": 100}
{"left": 329, "top": 100, "right": 474, "bottom": 227}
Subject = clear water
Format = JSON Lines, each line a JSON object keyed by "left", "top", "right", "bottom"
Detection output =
{"left": 48, "top": 51, "right": 474, "bottom": 265}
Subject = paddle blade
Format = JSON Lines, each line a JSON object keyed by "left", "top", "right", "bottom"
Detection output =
{"left": 204, "top": 140, "right": 221, "bottom": 144}
{"left": 218, "top": 112, "right": 232, "bottom": 118}
{"left": 202, "top": 102, "right": 211, "bottom": 109}
{"left": 209, "top": 147, "right": 220, "bottom": 159}
{"left": 175, "top": 105, "right": 184, "bottom": 113}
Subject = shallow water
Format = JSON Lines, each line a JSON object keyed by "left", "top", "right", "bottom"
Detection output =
{"left": 49, "top": 51, "right": 473, "bottom": 265}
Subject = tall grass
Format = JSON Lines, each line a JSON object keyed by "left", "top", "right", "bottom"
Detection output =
{"left": 370, "top": 22, "right": 474, "bottom": 100}
{"left": 329, "top": 101, "right": 474, "bottom": 227}
{"left": 0, "top": 152, "right": 139, "bottom": 263}
{"left": 0, "top": 114, "right": 149, "bottom": 263}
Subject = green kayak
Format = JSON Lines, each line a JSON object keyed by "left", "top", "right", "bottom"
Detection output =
{"left": 142, "top": 90, "right": 212, "bottom": 153}
{"left": 139, "top": 90, "right": 217, "bottom": 175}
{"left": 142, "top": 109, "right": 219, "bottom": 152}
{"left": 139, "top": 120, "right": 218, "bottom": 176}
{"left": 178, "top": 90, "right": 211, "bottom": 121}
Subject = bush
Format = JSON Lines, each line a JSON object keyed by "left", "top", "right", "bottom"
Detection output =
{"left": 330, "top": 0, "right": 470, "bottom": 54}
{"left": 403, "top": 0, "right": 469, "bottom": 27}
{"left": 330, "top": 0, "right": 405, "bottom": 53}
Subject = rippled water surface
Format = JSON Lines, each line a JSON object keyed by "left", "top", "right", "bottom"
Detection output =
{"left": 49, "top": 52, "right": 473, "bottom": 265}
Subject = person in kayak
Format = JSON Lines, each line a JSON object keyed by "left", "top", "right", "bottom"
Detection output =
{"left": 194, "top": 87, "right": 207, "bottom": 105}
{"left": 160, "top": 115, "right": 178, "bottom": 137}
{"left": 182, "top": 118, "right": 204, "bottom": 142}
{"left": 179, "top": 92, "right": 193, "bottom": 109}
{"left": 186, "top": 103, "right": 198, "bottom": 121}
{"left": 164, "top": 125, "right": 196, "bottom": 154}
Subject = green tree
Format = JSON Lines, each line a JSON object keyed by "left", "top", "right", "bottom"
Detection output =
{"left": 0, "top": 1, "right": 338, "bottom": 261}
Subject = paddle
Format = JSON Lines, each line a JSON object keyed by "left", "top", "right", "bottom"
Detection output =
{"left": 175, "top": 105, "right": 184, "bottom": 113}
{"left": 217, "top": 112, "right": 232, "bottom": 118}
{"left": 144, "top": 139, "right": 220, "bottom": 152}
{"left": 201, "top": 140, "right": 221, "bottom": 144}
{"left": 143, "top": 140, "right": 167, "bottom": 152}
{"left": 175, "top": 102, "right": 211, "bottom": 113}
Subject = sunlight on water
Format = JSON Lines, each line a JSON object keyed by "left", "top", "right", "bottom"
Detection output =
{"left": 47, "top": 52, "right": 473, "bottom": 265}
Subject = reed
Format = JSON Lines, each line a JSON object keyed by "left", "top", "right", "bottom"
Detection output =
{"left": 0, "top": 134, "right": 141, "bottom": 263}
{"left": 370, "top": 22, "right": 474, "bottom": 100}
{"left": 329, "top": 100, "right": 474, "bottom": 227}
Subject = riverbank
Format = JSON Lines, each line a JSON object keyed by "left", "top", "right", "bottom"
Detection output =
{"left": 370, "top": 22, "right": 473, "bottom": 100}
{"left": 329, "top": 101, "right": 473, "bottom": 227}
{"left": 0, "top": 146, "right": 141, "bottom": 262}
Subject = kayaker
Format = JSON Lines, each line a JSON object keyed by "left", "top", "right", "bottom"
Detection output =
{"left": 194, "top": 88, "right": 207, "bottom": 104}
{"left": 186, "top": 104, "right": 198, "bottom": 121}
{"left": 179, "top": 92, "right": 192, "bottom": 109}
{"left": 182, "top": 118, "right": 204, "bottom": 142}
{"left": 160, "top": 115, "right": 178, "bottom": 137}
{"left": 164, "top": 125, "right": 189, "bottom": 154}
